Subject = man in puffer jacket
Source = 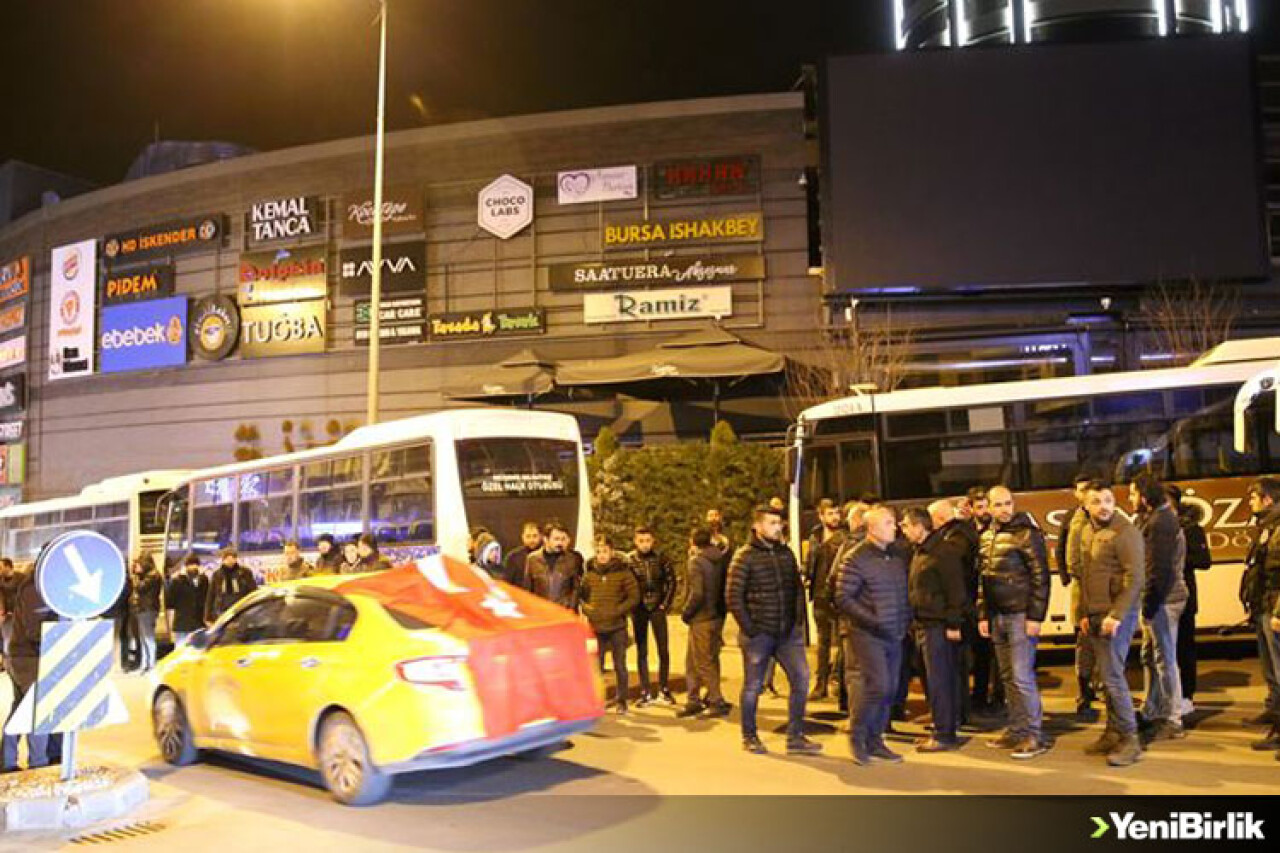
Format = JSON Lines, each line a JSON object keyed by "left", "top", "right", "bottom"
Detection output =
{"left": 1076, "top": 483, "right": 1145, "bottom": 767}
{"left": 902, "top": 505, "right": 968, "bottom": 752}
{"left": 1130, "top": 474, "right": 1189, "bottom": 742}
{"left": 629, "top": 526, "right": 677, "bottom": 706}
{"left": 834, "top": 506, "right": 911, "bottom": 765}
{"left": 1241, "top": 476, "right": 1280, "bottom": 748}
{"left": 580, "top": 535, "right": 640, "bottom": 716}
{"left": 977, "top": 486, "right": 1051, "bottom": 760}
{"left": 726, "top": 505, "right": 822, "bottom": 757}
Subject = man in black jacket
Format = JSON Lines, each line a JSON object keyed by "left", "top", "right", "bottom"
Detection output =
{"left": 805, "top": 499, "right": 845, "bottom": 700}
{"left": 1242, "top": 477, "right": 1280, "bottom": 747}
{"left": 679, "top": 527, "right": 730, "bottom": 718}
{"left": 726, "top": 505, "right": 821, "bottom": 756}
{"left": 130, "top": 553, "right": 163, "bottom": 672}
{"left": 581, "top": 536, "right": 640, "bottom": 715}
{"left": 167, "top": 554, "right": 209, "bottom": 647}
{"left": 525, "top": 522, "right": 584, "bottom": 611}
{"left": 502, "top": 521, "right": 542, "bottom": 589}
{"left": 313, "top": 533, "right": 343, "bottom": 574}
{"left": 1167, "top": 484, "right": 1211, "bottom": 714}
{"left": 1060, "top": 472, "right": 1101, "bottom": 722}
{"left": 204, "top": 547, "right": 258, "bottom": 625}
{"left": 629, "top": 526, "right": 676, "bottom": 706}
{"left": 835, "top": 506, "right": 911, "bottom": 764}
{"left": 977, "top": 485, "right": 1052, "bottom": 760}
{"left": 1130, "top": 474, "right": 1189, "bottom": 742}
{"left": 903, "top": 505, "right": 968, "bottom": 751}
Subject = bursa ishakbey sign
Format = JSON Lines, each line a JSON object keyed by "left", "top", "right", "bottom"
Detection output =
{"left": 100, "top": 296, "right": 188, "bottom": 374}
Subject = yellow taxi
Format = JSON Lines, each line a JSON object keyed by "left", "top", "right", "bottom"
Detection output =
{"left": 151, "top": 552, "right": 604, "bottom": 805}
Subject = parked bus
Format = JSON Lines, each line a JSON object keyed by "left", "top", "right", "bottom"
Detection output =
{"left": 0, "top": 470, "right": 190, "bottom": 567}
{"left": 158, "top": 408, "right": 593, "bottom": 581}
{"left": 789, "top": 337, "right": 1280, "bottom": 642}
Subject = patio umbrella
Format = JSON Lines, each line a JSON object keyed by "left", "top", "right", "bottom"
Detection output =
{"left": 442, "top": 348, "right": 558, "bottom": 407}
{"left": 556, "top": 327, "right": 784, "bottom": 421}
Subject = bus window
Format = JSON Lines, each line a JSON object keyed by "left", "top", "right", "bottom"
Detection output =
{"left": 1024, "top": 421, "right": 1169, "bottom": 490}
{"left": 1169, "top": 387, "right": 1260, "bottom": 479}
{"left": 238, "top": 467, "right": 296, "bottom": 553}
{"left": 839, "top": 440, "right": 876, "bottom": 502}
{"left": 193, "top": 476, "right": 236, "bottom": 555}
{"left": 163, "top": 489, "right": 190, "bottom": 569}
{"left": 455, "top": 438, "right": 579, "bottom": 551}
{"left": 799, "top": 444, "right": 839, "bottom": 510}
{"left": 139, "top": 490, "right": 169, "bottom": 537}
{"left": 883, "top": 433, "right": 1012, "bottom": 501}
{"left": 369, "top": 443, "right": 433, "bottom": 546}
{"left": 298, "top": 456, "right": 364, "bottom": 547}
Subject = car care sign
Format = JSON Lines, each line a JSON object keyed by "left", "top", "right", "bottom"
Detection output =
{"left": 49, "top": 239, "right": 97, "bottom": 380}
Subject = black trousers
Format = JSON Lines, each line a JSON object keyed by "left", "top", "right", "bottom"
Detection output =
{"left": 1177, "top": 605, "right": 1198, "bottom": 701}
{"left": 632, "top": 609, "right": 670, "bottom": 694}
{"left": 813, "top": 606, "right": 837, "bottom": 687}
{"left": 917, "top": 624, "right": 961, "bottom": 740}
{"left": 596, "top": 627, "right": 630, "bottom": 707}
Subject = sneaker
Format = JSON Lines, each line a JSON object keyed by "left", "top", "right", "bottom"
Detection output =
{"left": 659, "top": 690, "right": 677, "bottom": 706}
{"left": 986, "top": 730, "right": 1021, "bottom": 750}
{"left": 635, "top": 693, "right": 654, "bottom": 708}
{"left": 703, "top": 700, "right": 732, "bottom": 718}
{"left": 614, "top": 704, "right": 628, "bottom": 716}
{"left": 1106, "top": 734, "right": 1143, "bottom": 767}
{"left": 1084, "top": 729, "right": 1122, "bottom": 756}
{"left": 1149, "top": 720, "right": 1187, "bottom": 742}
{"left": 676, "top": 701, "right": 706, "bottom": 719}
{"left": 786, "top": 735, "right": 823, "bottom": 756}
{"left": 1010, "top": 737, "right": 1049, "bottom": 760}
{"left": 1244, "top": 711, "right": 1277, "bottom": 728}
{"left": 1250, "top": 729, "right": 1280, "bottom": 751}
{"left": 915, "top": 737, "right": 960, "bottom": 753}
{"left": 1179, "top": 698, "right": 1194, "bottom": 717}
{"left": 868, "top": 741, "right": 904, "bottom": 764}
{"left": 743, "top": 735, "right": 768, "bottom": 754}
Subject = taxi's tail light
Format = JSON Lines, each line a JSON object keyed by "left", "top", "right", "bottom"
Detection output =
{"left": 396, "top": 655, "right": 469, "bottom": 691}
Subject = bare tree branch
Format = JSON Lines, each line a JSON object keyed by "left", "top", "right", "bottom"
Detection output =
{"left": 1137, "top": 280, "right": 1239, "bottom": 367}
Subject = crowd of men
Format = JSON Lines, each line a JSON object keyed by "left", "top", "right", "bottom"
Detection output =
{"left": 481, "top": 473, "right": 1280, "bottom": 769}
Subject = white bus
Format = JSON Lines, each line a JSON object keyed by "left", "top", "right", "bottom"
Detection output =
{"left": 0, "top": 470, "right": 191, "bottom": 567}
{"left": 790, "top": 337, "right": 1280, "bottom": 642}
{"left": 158, "top": 408, "right": 593, "bottom": 581}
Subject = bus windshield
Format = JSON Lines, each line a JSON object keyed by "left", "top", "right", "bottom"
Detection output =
{"left": 455, "top": 438, "right": 580, "bottom": 551}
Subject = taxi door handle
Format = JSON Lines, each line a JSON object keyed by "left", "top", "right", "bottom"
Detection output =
{"left": 235, "top": 656, "right": 253, "bottom": 668}
{"left": 300, "top": 657, "right": 321, "bottom": 669}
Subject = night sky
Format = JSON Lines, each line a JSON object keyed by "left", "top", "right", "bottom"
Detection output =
{"left": 0, "top": 1, "right": 1275, "bottom": 186}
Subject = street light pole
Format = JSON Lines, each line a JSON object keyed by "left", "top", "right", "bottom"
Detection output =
{"left": 367, "top": 0, "right": 389, "bottom": 426}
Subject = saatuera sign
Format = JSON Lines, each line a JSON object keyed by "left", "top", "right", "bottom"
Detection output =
{"left": 548, "top": 254, "right": 764, "bottom": 291}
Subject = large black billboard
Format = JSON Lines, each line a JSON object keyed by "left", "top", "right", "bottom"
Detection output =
{"left": 820, "top": 36, "right": 1267, "bottom": 292}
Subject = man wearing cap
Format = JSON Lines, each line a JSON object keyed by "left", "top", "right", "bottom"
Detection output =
{"left": 205, "top": 547, "right": 258, "bottom": 625}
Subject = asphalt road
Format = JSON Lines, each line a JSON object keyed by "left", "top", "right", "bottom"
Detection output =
{"left": 2, "top": 632, "right": 1278, "bottom": 852}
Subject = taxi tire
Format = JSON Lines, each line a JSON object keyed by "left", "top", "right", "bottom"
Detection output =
{"left": 317, "top": 711, "right": 392, "bottom": 806}
{"left": 153, "top": 689, "right": 199, "bottom": 766}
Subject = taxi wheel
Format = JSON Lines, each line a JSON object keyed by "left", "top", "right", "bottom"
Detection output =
{"left": 317, "top": 711, "right": 392, "bottom": 806}
{"left": 152, "top": 690, "right": 199, "bottom": 766}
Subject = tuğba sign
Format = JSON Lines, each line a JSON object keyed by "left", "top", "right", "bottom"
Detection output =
{"left": 239, "top": 300, "right": 327, "bottom": 358}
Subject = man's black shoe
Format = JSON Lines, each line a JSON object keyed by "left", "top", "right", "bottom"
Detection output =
{"left": 703, "top": 700, "right": 732, "bottom": 718}
{"left": 786, "top": 736, "right": 823, "bottom": 756}
{"left": 1250, "top": 728, "right": 1280, "bottom": 751}
{"left": 676, "top": 701, "right": 706, "bottom": 719}
{"left": 869, "top": 741, "right": 904, "bottom": 764}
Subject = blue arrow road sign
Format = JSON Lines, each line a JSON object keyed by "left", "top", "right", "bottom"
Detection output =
{"left": 36, "top": 530, "right": 126, "bottom": 621}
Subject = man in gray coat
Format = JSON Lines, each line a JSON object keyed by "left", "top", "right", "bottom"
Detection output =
{"left": 1076, "top": 483, "right": 1146, "bottom": 766}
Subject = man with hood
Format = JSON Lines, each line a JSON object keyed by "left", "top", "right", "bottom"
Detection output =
{"left": 679, "top": 526, "right": 730, "bottom": 719}
{"left": 205, "top": 547, "right": 258, "bottom": 624}
{"left": 311, "top": 533, "right": 343, "bottom": 574}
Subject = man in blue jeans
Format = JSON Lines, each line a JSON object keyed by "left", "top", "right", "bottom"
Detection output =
{"left": 977, "top": 485, "right": 1051, "bottom": 760}
{"left": 726, "top": 505, "right": 821, "bottom": 757}
{"left": 1241, "top": 476, "right": 1280, "bottom": 749}
{"left": 1077, "top": 483, "right": 1146, "bottom": 767}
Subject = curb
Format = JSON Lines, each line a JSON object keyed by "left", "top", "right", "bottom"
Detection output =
{"left": 0, "top": 765, "right": 149, "bottom": 832}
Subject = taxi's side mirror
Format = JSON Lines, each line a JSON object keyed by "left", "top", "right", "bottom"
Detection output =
{"left": 186, "top": 628, "right": 212, "bottom": 650}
